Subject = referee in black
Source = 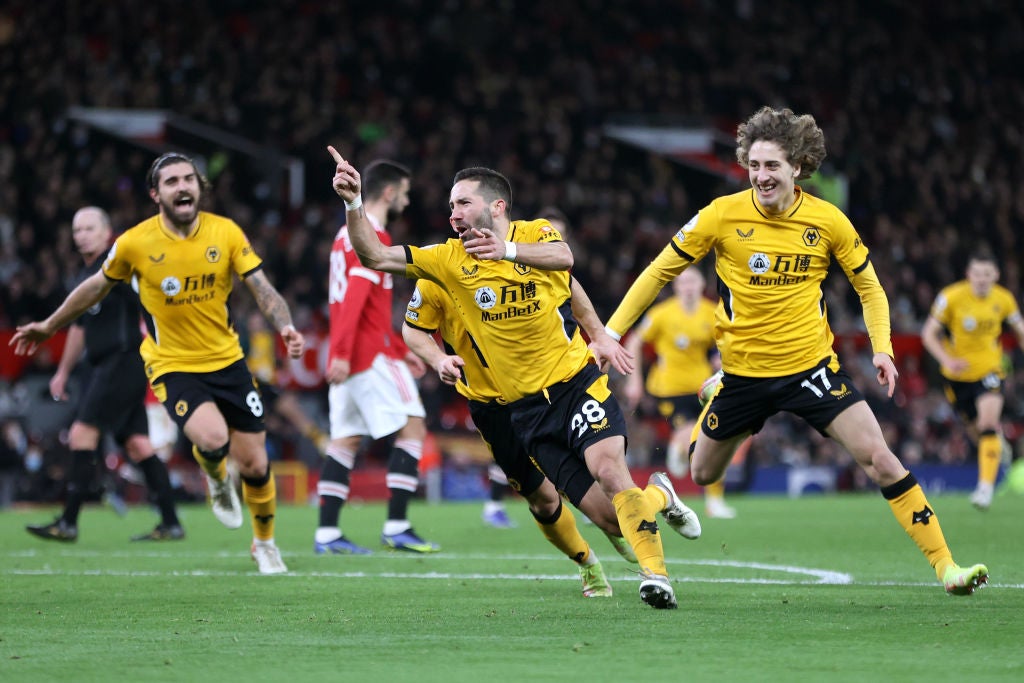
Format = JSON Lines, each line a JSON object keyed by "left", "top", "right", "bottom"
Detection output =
{"left": 25, "top": 206, "right": 184, "bottom": 542}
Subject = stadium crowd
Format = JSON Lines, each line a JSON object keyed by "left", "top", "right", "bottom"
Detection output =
{"left": 1, "top": 0, "right": 1023, "bottom": 497}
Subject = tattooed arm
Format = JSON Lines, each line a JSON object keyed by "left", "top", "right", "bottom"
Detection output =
{"left": 244, "top": 269, "right": 305, "bottom": 358}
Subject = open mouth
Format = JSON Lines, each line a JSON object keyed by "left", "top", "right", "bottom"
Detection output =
{"left": 174, "top": 194, "right": 195, "bottom": 208}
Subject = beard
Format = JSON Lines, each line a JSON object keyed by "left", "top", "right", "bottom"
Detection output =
{"left": 159, "top": 194, "right": 200, "bottom": 228}
{"left": 457, "top": 211, "right": 494, "bottom": 241}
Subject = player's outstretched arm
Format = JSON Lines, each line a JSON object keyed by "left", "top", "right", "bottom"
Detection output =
{"left": 327, "top": 145, "right": 408, "bottom": 275}
{"left": 9, "top": 271, "right": 115, "bottom": 356}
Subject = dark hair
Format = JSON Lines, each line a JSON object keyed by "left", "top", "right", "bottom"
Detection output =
{"left": 735, "top": 107, "right": 826, "bottom": 180}
{"left": 538, "top": 206, "right": 570, "bottom": 231}
{"left": 967, "top": 245, "right": 998, "bottom": 267}
{"left": 362, "top": 159, "right": 411, "bottom": 201}
{"left": 453, "top": 167, "right": 512, "bottom": 212}
{"left": 147, "top": 152, "right": 210, "bottom": 191}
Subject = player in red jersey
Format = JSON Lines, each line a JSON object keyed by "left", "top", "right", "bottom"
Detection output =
{"left": 315, "top": 160, "right": 438, "bottom": 555}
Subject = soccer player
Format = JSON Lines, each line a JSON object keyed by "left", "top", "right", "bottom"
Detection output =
{"left": 404, "top": 276, "right": 647, "bottom": 598}
{"left": 328, "top": 147, "right": 700, "bottom": 609}
{"left": 24, "top": 206, "right": 184, "bottom": 543}
{"left": 480, "top": 206, "right": 576, "bottom": 530}
{"left": 622, "top": 267, "right": 741, "bottom": 519}
{"left": 315, "top": 159, "right": 439, "bottom": 556}
{"left": 11, "top": 153, "right": 305, "bottom": 574}
{"left": 921, "top": 249, "right": 1024, "bottom": 510}
{"left": 604, "top": 106, "right": 988, "bottom": 596}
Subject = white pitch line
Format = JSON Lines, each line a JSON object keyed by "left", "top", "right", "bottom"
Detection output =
{"left": 3, "top": 567, "right": 1020, "bottom": 589}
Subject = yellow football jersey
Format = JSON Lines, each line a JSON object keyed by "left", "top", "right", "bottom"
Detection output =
{"left": 929, "top": 281, "right": 1021, "bottom": 381}
{"left": 636, "top": 296, "right": 717, "bottom": 396}
{"left": 609, "top": 187, "right": 893, "bottom": 377}
{"left": 405, "top": 278, "right": 502, "bottom": 402}
{"left": 102, "top": 212, "right": 263, "bottom": 379}
{"left": 404, "top": 219, "right": 591, "bottom": 402}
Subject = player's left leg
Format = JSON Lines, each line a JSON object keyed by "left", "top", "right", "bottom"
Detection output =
{"left": 233, "top": 429, "right": 287, "bottom": 574}
{"left": 124, "top": 433, "right": 184, "bottom": 541}
{"left": 971, "top": 392, "right": 1005, "bottom": 510}
{"left": 828, "top": 402, "right": 987, "bottom": 595}
{"left": 482, "top": 463, "right": 515, "bottom": 528}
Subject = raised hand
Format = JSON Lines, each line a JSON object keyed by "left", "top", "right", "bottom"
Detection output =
{"left": 327, "top": 146, "right": 361, "bottom": 202}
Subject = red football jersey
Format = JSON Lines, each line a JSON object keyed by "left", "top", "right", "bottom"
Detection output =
{"left": 327, "top": 215, "right": 408, "bottom": 374}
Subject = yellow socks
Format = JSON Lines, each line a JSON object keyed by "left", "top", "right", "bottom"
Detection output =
{"left": 881, "top": 473, "right": 954, "bottom": 579}
{"left": 533, "top": 500, "right": 591, "bottom": 565}
{"left": 613, "top": 487, "right": 667, "bottom": 576}
{"left": 705, "top": 479, "right": 726, "bottom": 500}
{"left": 978, "top": 431, "right": 1001, "bottom": 486}
{"left": 192, "top": 444, "right": 228, "bottom": 480}
{"left": 243, "top": 468, "right": 278, "bottom": 542}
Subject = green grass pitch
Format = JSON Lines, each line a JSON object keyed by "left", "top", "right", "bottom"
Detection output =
{"left": 2, "top": 491, "right": 1022, "bottom": 682}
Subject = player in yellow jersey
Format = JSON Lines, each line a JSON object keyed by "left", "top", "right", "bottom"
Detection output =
{"left": 921, "top": 249, "right": 1024, "bottom": 510}
{"left": 10, "top": 152, "right": 306, "bottom": 574}
{"left": 329, "top": 146, "right": 700, "bottom": 609}
{"left": 405, "top": 275, "right": 646, "bottom": 598}
{"left": 622, "top": 267, "right": 743, "bottom": 519}
{"left": 605, "top": 107, "right": 988, "bottom": 596}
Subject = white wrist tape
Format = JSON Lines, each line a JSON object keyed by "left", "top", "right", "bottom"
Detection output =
{"left": 344, "top": 194, "right": 363, "bottom": 211}
{"left": 502, "top": 241, "right": 517, "bottom": 262}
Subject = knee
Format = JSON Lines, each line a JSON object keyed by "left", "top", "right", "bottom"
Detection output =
{"left": 690, "top": 463, "right": 718, "bottom": 487}
{"left": 858, "top": 447, "right": 904, "bottom": 484}
{"left": 123, "top": 435, "right": 152, "bottom": 462}
{"left": 524, "top": 484, "right": 561, "bottom": 519}
{"left": 586, "top": 451, "right": 630, "bottom": 493}
{"left": 398, "top": 416, "right": 427, "bottom": 441}
{"left": 689, "top": 453, "right": 716, "bottom": 487}
{"left": 68, "top": 422, "right": 100, "bottom": 450}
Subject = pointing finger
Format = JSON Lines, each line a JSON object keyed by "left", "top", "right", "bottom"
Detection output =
{"left": 327, "top": 145, "right": 344, "bottom": 164}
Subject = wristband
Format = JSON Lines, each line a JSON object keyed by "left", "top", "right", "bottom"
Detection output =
{"left": 502, "top": 241, "right": 517, "bottom": 262}
{"left": 280, "top": 323, "right": 297, "bottom": 336}
{"left": 603, "top": 325, "right": 622, "bottom": 342}
{"left": 344, "top": 194, "right": 363, "bottom": 211}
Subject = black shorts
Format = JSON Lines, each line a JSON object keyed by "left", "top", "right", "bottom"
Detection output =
{"left": 468, "top": 400, "right": 547, "bottom": 498}
{"left": 509, "top": 363, "right": 627, "bottom": 504}
{"left": 469, "top": 398, "right": 600, "bottom": 507}
{"left": 76, "top": 351, "right": 149, "bottom": 444}
{"left": 151, "top": 359, "right": 266, "bottom": 433}
{"left": 943, "top": 374, "right": 1003, "bottom": 422}
{"left": 655, "top": 394, "right": 703, "bottom": 429}
{"left": 701, "top": 357, "right": 864, "bottom": 440}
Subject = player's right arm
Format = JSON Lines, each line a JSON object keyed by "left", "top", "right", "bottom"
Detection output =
{"left": 9, "top": 270, "right": 116, "bottom": 355}
{"left": 328, "top": 146, "right": 408, "bottom": 275}
{"left": 921, "top": 313, "right": 968, "bottom": 375}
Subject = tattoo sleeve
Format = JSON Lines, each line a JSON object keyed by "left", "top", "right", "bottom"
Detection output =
{"left": 246, "top": 270, "right": 293, "bottom": 332}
